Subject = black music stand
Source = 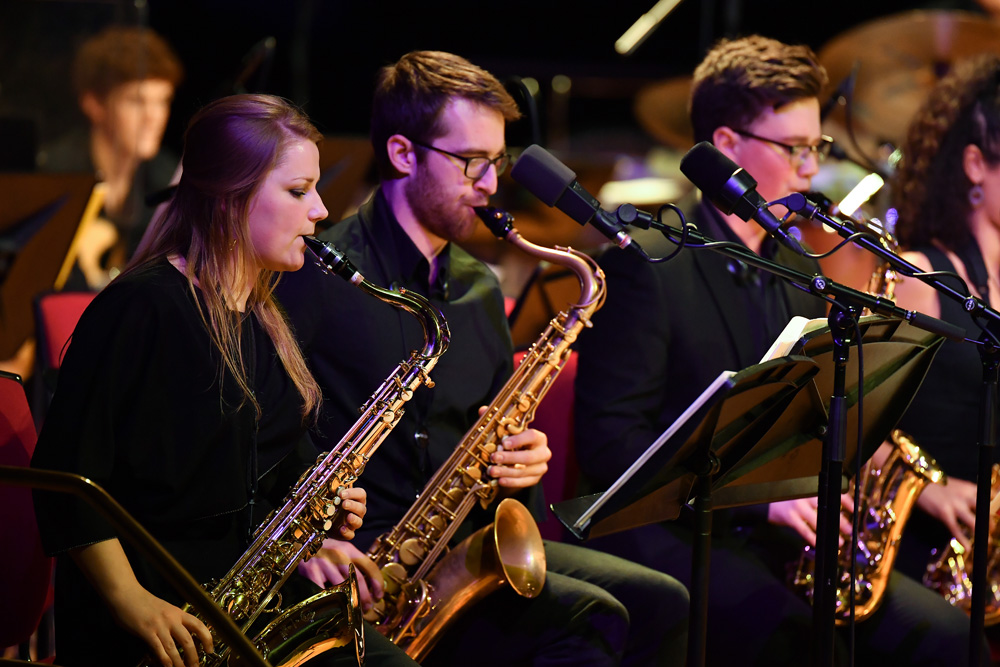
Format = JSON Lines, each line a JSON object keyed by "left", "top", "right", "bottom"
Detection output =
{"left": 553, "top": 316, "right": 944, "bottom": 667}
{"left": 0, "top": 173, "right": 101, "bottom": 359}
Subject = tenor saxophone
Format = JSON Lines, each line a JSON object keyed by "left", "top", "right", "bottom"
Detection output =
{"left": 139, "top": 237, "right": 450, "bottom": 667}
{"left": 789, "top": 210, "right": 944, "bottom": 623}
{"left": 361, "top": 206, "right": 606, "bottom": 661}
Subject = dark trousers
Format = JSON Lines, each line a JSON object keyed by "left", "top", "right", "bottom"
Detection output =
{"left": 585, "top": 519, "right": 983, "bottom": 667}
{"left": 421, "top": 540, "right": 689, "bottom": 666}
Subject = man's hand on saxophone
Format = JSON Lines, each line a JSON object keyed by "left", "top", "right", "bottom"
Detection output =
{"left": 488, "top": 429, "right": 552, "bottom": 490}
{"left": 297, "top": 539, "right": 386, "bottom": 614}
{"left": 916, "top": 477, "right": 978, "bottom": 551}
{"left": 767, "top": 493, "right": 855, "bottom": 548}
{"left": 474, "top": 404, "right": 553, "bottom": 491}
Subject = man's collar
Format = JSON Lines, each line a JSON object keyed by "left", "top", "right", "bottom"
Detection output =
{"left": 372, "top": 189, "right": 452, "bottom": 294}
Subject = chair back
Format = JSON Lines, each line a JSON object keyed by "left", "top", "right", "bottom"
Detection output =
{"left": 516, "top": 349, "right": 580, "bottom": 542}
{"left": 32, "top": 290, "right": 95, "bottom": 427}
{"left": 34, "top": 290, "right": 95, "bottom": 371}
{"left": 0, "top": 370, "right": 54, "bottom": 649}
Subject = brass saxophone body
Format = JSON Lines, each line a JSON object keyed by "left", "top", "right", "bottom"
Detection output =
{"left": 362, "top": 206, "right": 606, "bottom": 661}
{"left": 923, "top": 465, "right": 1000, "bottom": 625}
{"left": 140, "top": 237, "right": 450, "bottom": 667}
{"left": 789, "top": 207, "right": 944, "bottom": 624}
{"left": 791, "top": 430, "right": 944, "bottom": 622}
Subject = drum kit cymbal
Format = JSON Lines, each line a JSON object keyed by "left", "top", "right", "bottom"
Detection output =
{"left": 634, "top": 9, "right": 1000, "bottom": 164}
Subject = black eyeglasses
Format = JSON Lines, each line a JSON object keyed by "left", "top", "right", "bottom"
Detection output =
{"left": 732, "top": 129, "right": 834, "bottom": 163}
{"left": 410, "top": 139, "right": 511, "bottom": 180}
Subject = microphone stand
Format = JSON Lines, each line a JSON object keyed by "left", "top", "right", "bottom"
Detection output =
{"left": 782, "top": 196, "right": 1000, "bottom": 667}
{"left": 635, "top": 212, "right": 962, "bottom": 667}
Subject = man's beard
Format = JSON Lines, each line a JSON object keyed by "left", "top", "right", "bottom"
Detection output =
{"left": 404, "top": 168, "right": 480, "bottom": 243}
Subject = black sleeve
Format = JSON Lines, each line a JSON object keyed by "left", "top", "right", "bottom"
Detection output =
{"left": 573, "top": 247, "right": 675, "bottom": 490}
{"left": 31, "top": 274, "right": 252, "bottom": 556}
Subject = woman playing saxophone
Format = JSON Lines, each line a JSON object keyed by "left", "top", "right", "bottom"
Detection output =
{"left": 889, "top": 55, "right": 1000, "bottom": 604}
{"left": 30, "top": 95, "right": 416, "bottom": 667}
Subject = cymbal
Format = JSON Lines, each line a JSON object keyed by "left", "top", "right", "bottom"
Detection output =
{"left": 633, "top": 76, "right": 694, "bottom": 150}
{"left": 820, "top": 9, "right": 1000, "bottom": 151}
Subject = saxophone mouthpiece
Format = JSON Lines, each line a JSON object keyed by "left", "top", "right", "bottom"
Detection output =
{"left": 474, "top": 206, "right": 515, "bottom": 239}
{"left": 304, "top": 236, "right": 364, "bottom": 285}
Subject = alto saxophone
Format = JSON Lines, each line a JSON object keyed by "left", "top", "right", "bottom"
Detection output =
{"left": 140, "top": 237, "right": 450, "bottom": 667}
{"left": 789, "top": 210, "right": 944, "bottom": 623}
{"left": 361, "top": 206, "right": 606, "bottom": 661}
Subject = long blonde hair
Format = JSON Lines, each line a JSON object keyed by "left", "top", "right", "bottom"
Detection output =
{"left": 128, "top": 94, "right": 322, "bottom": 420}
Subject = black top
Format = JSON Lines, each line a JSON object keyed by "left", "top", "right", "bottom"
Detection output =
{"left": 574, "top": 198, "right": 824, "bottom": 522}
{"left": 277, "top": 189, "right": 534, "bottom": 550}
{"left": 895, "top": 246, "right": 995, "bottom": 481}
{"left": 31, "top": 258, "right": 317, "bottom": 665}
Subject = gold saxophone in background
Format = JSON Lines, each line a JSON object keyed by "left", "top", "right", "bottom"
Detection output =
{"left": 140, "top": 238, "right": 450, "bottom": 667}
{"left": 789, "top": 208, "right": 944, "bottom": 623}
{"left": 790, "top": 430, "right": 944, "bottom": 623}
{"left": 923, "top": 465, "right": 1000, "bottom": 625}
{"left": 362, "top": 206, "right": 606, "bottom": 661}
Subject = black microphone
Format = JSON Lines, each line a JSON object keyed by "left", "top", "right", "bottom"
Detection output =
{"left": 679, "top": 141, "right": 806, "bottom": 255}
{"left": 510, "top": 144, "right": 648, "bottom": 259}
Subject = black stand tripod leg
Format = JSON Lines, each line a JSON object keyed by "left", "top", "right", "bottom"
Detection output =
{"left": 689, "top": 454, "right": 720, "bottom": 667}
{"left": 813, "top": 307, "right": 853, "bottom": 667}
{"left": 970, "top": 344, "right": 999, "bottom": 667}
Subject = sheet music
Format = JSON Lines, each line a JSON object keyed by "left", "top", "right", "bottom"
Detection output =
{"left": 758, "top": 315, "right": 827, "bottom": 363}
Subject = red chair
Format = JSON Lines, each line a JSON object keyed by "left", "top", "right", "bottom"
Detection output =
{"left": 33, "top": 290, "right": 96, "bottom": 426}
{"left": 0, "top": 370, "right": 54, "bottom": 659}
{"left": 516, "top": 349, "right": 580, "bottom": 542}
{"left": 34, "top": 291, "right": 96, "bottom": 371}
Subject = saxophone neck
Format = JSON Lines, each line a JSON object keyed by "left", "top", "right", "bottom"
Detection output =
{"left": 306, "top": 236, "right": 450, "bottom": 362}
{"left": 475, "top": 206, "right": 605, "bottom": 318}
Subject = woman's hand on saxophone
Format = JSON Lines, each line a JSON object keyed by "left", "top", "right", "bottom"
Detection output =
{"left": 327, "top": 485, "right": 368, "bottom": 541}
{"left": 297, "top": 540, "right": 385, "bottom": 612}
{"left": 917, "top": 477, "right": 978, "bottom": 550}
{"left": 71, "top": 539, "right": 213, "bottom": 667}
{"left": 768, "top": 494, "right": 855, "bottom": 547}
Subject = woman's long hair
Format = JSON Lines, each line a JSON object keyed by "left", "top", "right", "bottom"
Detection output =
{"left": 128, "top": 94, "right": 322, "bottom": 420}
{"left": 894, "top": 55, "right": 1000, "bottom": 250}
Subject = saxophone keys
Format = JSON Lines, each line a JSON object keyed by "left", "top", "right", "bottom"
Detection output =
{"left": 461, "top": 466, "right": 482, "bottom": 484}
{"left": 399, "top": 538, "right": 427, "bottom": 566}
{"left": 363, "top": 597, "right": 386, "bottom": 623}
{"left": 382, "top": 562, "right": 408, "bottom": 594}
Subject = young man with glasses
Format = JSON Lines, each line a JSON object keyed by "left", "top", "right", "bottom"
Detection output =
{"left": 574, "top": 35, "right": 979, "bottom": 666}
{"left": 277, "top": 50, "right": 689, "bottom": 666}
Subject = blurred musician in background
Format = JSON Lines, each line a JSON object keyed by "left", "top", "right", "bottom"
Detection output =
{"left": 574, "top": 34, "right": 980, "bottom": 666}
{"left": 40, "top": 25, "right": 183, "bottom": 289}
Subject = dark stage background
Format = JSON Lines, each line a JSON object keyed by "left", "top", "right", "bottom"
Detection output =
{"left": 0, "top": 0, "right": 962, "bottom": 161}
